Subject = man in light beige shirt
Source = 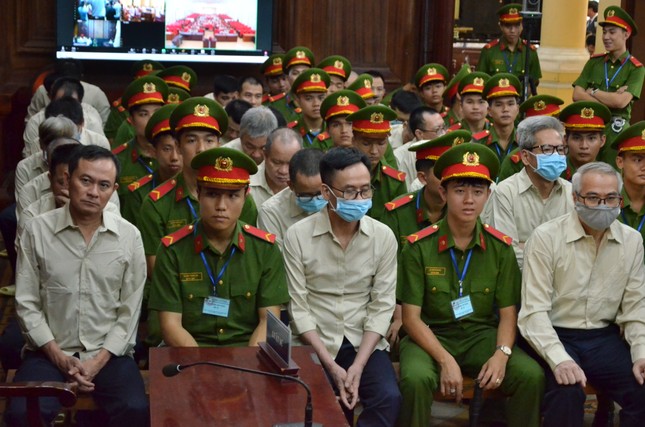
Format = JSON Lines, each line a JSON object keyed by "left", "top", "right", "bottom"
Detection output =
{"left": 258, "top": 148, "right": 325, "bottom": 245}
{"left": 284, "top": 147, "right": 401, "bottom": 426}
{"left": 519, "top": 162, "right": 645, "bottom": 427}
{"left": 485, "top": 116, "right": 573, "bottom": 269}
{"left": 8, "top": 145, "right": 148, "bottom": 427}
{"left": 223, "top": 106, "right": 278, "bottom": 165}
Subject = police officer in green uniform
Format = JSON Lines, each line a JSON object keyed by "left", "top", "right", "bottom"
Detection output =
{"left": 268, "top": 46, "right": 315, "bottom": 123}
{"left": 443, "top": 64, "right": 472, "bottom": 127}
{"left": 397, "top": 143, "right": 544, "bottom": 427}
{"left": 260, "top": 54, "right": 290, "bottom": 103}
{"left": 613, "top": 121, "right": 645, "bottom": 245}
{"left": 148, "top": 147, "right": 289, "bottom": 347}
{"left": 414, "top": 63, "right": 451, "bottom": 125}
{"left": 472, "top": 73, "right": 521, "bottom": 165}
{"left": 138, "top": 97, "right": 257, "bottom": 278}
{"left": 347, "top": 73, "right": 379, "bottom": 106}
{"left": 381, "top": 130, "right": 470, "bottom": 249}
{"left": 453, "top": 72, "right": 491, "bottom": 133}
{"left": 497, "top": 94, "right": 564, "bottom": 181}
{"left": 167, "top": 87, "right": 191, "bottom": 105}
{"left": 572, "top": 6, "right": 645, "bottom": 167}
{"left": 286, "top": 68, "right": 330, "bottom": 147}
{"left": 311, "top": 89, "right": 366, "bottom": 152}
{"left": 317, "top": 55, "right": 352, "bottom": 95}
{"left": 112, "top": 75, "right": 168, "bottom": 220}
{"left": 476, "top": 3, "right": 542, "bottom": 93}
{"left": 157, "top": 65, "right": 198, "bottom": 94}
{"left": 346, "top": 104, "right": 408, "bottom": 222}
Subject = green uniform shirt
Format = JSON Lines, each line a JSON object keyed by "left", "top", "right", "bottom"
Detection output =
{"left": 473, "top": 126, "right": 518, "bottom": 165}
{"left": 309, "top": 134, "right": 399, "bottom": 168}
{"left": 148, "top": 220, "right": 289, "bottom": 347}
{"left": 477, "top": 38, "right": 542, "bottom": 85}
{"left": 104, "top": 99, "right": 129, "bottom": 141}
{"left": 444, "top": 108, "right": 461, "bottom": 127}
{"left": 139, "top": 172, "right": 258, "bottom": 256}
{"left": 498, "top": 148, "right": 576, "bottom": 182}
{"left": 398, "top": 219, "right": 520, "bottom": 335}
{"left": 113, "top": 138, "right": 157, "bottom": 201}
{"left": 265, "top": 93, "right": 301, "bottom": 124}
{"left": 369, "top": 160, "right": 408, "bottom": 223}
{"left": 619, "top": 189, "right": 645, "bottom": 248}
{"left": 113, "top": 120, "right": 137, "bottom": 149}
{"left": 120, "top": 171, "right": 161, "bottom": 227}
{"left": 289, "top": 118, "right": 327, "bottom": 148}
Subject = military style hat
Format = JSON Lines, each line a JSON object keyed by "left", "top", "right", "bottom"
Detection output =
{"left": 444, "top": 64, "right": 472, "bottom": 102}
{"left": 290, "top": 68, "right": 330, "bottom": 95}
{"left": 520, "top": 95, "right": 564, "bottom": 117}
{"left": 283, "top": 46, "right": 315, "bottom": 71}
{"left": 434, "top": 143, "right": 500, "bottom": 183}
{"left": 559, "top": 101, "right": 611, "bottom": 132}
{"left": 320, "top": 90, "right": 366, "bottom": 122}
{"left": 166, "top": 87, "right": 191, "bottom": 105}
{"left": 169, "top": 97, "right": 228, "bottom": 136}
{"left": 498, "top": 3, "right": 523, "bottom": 24}
{"left": 599, "top": 6, "right": 638, "bottom": 36}
{"left": 611, "top": 121, "right": 645, "bottom": 153}
{"left": 157, "top": 65, "right": 198, "bottom": 93}
{"left": 483, "top": 73, "right": 521, "bottom": 100}
{"left": 131, "top": 60, "right": 164, "bottom": 79}
{"left": 347, "top": 74, "right": 376, "bottom": 100}
{"left": 409, "top": 130, "right": 472, "bottom": 161}
{"left": 317, "top": 55, "right": 352, "bottom": 81}
{"left": 260, "top": 54, "right": 285, "bottom": 77}
{"left": 145, "top": 104, "right": 178, "bottom": 143}
{"left": 458, "top": 72, "right": 490, "bottom": 96}
{"left": 121, "top": 75, "right": 168, "bottom": 110}
{"left": 191, "top": 147, "right": 258, "bottom": 189}
{"left": 415, "top": 63, "right": 449, "bottom": 88}
{"left": 346, "top": 104, "right": 397, "bottom": 136}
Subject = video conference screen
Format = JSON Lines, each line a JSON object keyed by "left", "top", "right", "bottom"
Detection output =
{"left": 57, "top": 0, "right": 272, "bottom": 64}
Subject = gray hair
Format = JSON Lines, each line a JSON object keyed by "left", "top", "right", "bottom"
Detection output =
{"left": 571, "top": 161, "right": 623, "bottom": 195}
{"left": 516, "top": 115, "right": 565, "bottom": 150}
{"left": 240, "top": 106, "right": 278, "bottom": 139}
{"left": 264, "top": 127, "right": 303, "bottom": 156}
{"left": 39, "top": 115, "right": 78, "bottom": 149}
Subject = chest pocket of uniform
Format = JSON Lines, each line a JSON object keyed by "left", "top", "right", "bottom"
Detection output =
{"left": 469, "top": 281, "right": 496, "bottom": 315}
{"left": 425, "top": 280, "right": 454, "bottom": 320}
{"left": 229, "top": 285, "right": 258, "bottom": 314}
{"left": 181, "top": 283, "right": 210, "bottom": 323}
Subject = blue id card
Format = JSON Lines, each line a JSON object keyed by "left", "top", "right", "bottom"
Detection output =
{"left": 451, "top": 295, "right": 474, "bottom": 319}
{"left": 203, "top": 296, "right": 230, "bottom": 317}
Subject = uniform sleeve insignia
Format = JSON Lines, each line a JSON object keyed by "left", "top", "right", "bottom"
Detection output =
{"left": 483, "top": 224, "right": 513, "bottom": 246}
{"left": 111, "top": 142, "right": 129, "bottom": 155}
{"left": 287, "top": 120, "right": 298, "bottom": 129}
{"left": 381, "top": 165, "right": 406, "bottom": 182}
{"left": 161, "top": 224, "right": 194, "bottom": 247}
{"left": 630, "top": 56, "right": 643, "bottom": 67}
{"left": 407, "top": 224, "right": 440, "bottom": 244}
{"left": 128, "top": 174, "right": 153, "bottom": 192}
{"left": 472, "top": 130, "right": 490, "bottom": 141}
{"left": 149, "top": 179, "right": 177, "bottom": 202}
{"left": 317, "top": 131, "right": 329, "bottom": 141}
{"left": 385, "top": 194, "right": 414, "bottom": 211}
{"left": 242, "top": 224, "right": 276, "bottom": 244}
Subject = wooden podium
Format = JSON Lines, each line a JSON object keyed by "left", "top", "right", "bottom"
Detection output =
{"left": 149, "top": 346, "right": 350, "bottom": 426}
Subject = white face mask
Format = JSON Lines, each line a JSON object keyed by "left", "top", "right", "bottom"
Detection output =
{"left": 575, "top": 203, "right": 620, "bottom": 231}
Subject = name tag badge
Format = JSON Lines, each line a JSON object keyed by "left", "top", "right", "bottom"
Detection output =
{"left": 451, "top": 295, "right": 474, "bottom": 320}
{"left": 203, "top": 296, "right": 230, "bottom": 317}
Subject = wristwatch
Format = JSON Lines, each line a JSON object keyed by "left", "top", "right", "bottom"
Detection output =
{"left": 591, "top": 88, "right": 599, "bottom": 97}
{"left": 496, "top": 345, "right": 512, "bottom": 357}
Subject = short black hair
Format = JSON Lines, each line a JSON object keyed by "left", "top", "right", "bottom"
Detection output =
{"left": 586, "top": 34, "right": 596, "bottom": 46}
{"left": 588, "top": 1, "right": 598, "bottom": 13}
{"left": 415, "top": 159, "right": 436, "bottom": 175}
{"left": 268, "top": 106, "right": 287, "bottom": 127}
{"left": 68, "top": 145, "right": 121, "bottom": 182}
{"left": 213, "top": 75, "right": 239, "bottom": 95}
{"left": 44, "top": 96, "right": 84, "bottom": 126}
{"left": 319, "top": 147, "right": 371, "bottom": 186}
{"left": 441, "top": 177, "right": 490, "bottom": 189}
{"left": 49, "top": 77, "right": 85, "bottom": 101}
{"left": 409, "top": 106, "right": 439, "bottom": 133}
{"left": 54, "top": 59, "right": 83, "bottom": 80}
{"left": 365, "top": 70, "right": 385, "bottom": 81}
{"left": 49, "top": 143, "right": 81, "bottom": 176}
{"left": 225, "top": 99, "right": 253, "bottom": 125}
{"left": 289, "top": 148, "right": 324, "bottom": 183}
{"left": 238, "top": 76, "right": 263, "bottom": 91}
{"left": 390, "top": 90, "right": 423, "bottom": 114}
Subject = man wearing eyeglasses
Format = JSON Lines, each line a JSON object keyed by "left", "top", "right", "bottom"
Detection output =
{"left": 484, "top": 116, "right": 573, "bottom": 269}
{"left": 519, "top": 161, "right": 645, "bottom": 426}
{"left": 284, "top": 147, "right": 401, "bottom": 427}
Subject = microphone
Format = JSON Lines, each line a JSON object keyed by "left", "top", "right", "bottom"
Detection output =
{"left": 162, "top": 361, "right": 322, "bottom": 427}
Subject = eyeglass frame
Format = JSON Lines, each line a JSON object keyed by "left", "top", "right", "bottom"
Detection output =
{"left": 575, "top": 192, "right": 623, "bottom": 208}
{"left": 326, "top": 184, "right": 374, "bottom": 200}
{"left": 528, "top": 144, "right": 569, "bottom": 155}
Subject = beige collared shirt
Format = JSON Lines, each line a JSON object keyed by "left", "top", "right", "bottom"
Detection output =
{"left": 519, "top": 211, "right": 645, "bottom": 370}
{"left": 223, "top": 137, "right": 242, "bottom": 151}
{"left": 249, "top": 162, "right": 275, "bottom": 208}
{"left": 394, "top": 138, "right": 418, "bottom": 190}
{"left": 486, "top": 168, "right": 574, "bottom": 269}
{"left": 257, "top": 187, "right": 311, "bottom": 246}
{"left": 284, "top": 208, "right": 397, "bottom": 358}
{"left": 15, "top": 153, "right": 47, "bottom": 201}
{"left": 16, "top": 204, "right": 146, "bottom": 360}
{"left": 22, "top": 127, "right": 109, "bottom": 159}
{"left": 27, "top": 83, "right": 110, "bottom": 125}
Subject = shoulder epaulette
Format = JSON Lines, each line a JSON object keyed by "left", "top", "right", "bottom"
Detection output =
{"left": 472, "top": 130, "right": 490, "bottom": 141}
{"left": 128, "top": 174, "right": 153, "bottom": 192}
{"left": 630, "top": 56, "right": 643, "bottom": 67}
{"left": 448, "top": 122, "right": 462, "bottom": 132}
{"left": 317, "top": 131, "right": 330, "bottom": 141}
{"left": 484, "top": 39, "right": 499, "bottom": 49}
{"left": 148, "top": 178, "right": 177, "bottom": 202}
{"left": 287, "top": 120, "right": 298, "bottom": 129}
{"left": 112, "top": 97, "right": 122, "bottom": 108}
{"left": 385, "top": 194, "right": 414, "bottom": 212}
{"left": 261, "top": 94, "right": 270, "bottom": 104}
{"left": 269, "top": 92, "right": 286, "bottom": 102}
{"left": 112, "top": 142, "right": 129, "bottom": 155}
{"left": 407, "top": 224, "right": 440, "bottom": 244}
{"left": 381, "top": 164, "right": 406, "bottom": 182}
{"left": 161, "top": 224, "right": 194, "bottom": 247}
{"left": 522, "top": 40, "right": 537, "bottom": 51}
{"left": 483, "top": 224, "right": 513, "bottom": 246}
{"left": 591, "top": 53, "right": 606, "bottom": 59}
{"left": 242, "top": 224, "right": 276, "bottom": 244}
{"left": 510, "top": 152, "right": 522, "bottom": 164}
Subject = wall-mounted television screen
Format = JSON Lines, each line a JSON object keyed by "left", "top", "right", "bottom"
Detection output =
{"left": 56, "top": 0, "right": 272, "bottom": 64}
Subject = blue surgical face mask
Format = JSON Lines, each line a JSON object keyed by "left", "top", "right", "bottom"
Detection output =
{"left": 529, "top": 152, "right": 567, "bottom": 181}
{"left": 295, "top": 194, "right": 328, "bottom": 213}
{"left": 333, "top": 197, "right": 372, "bottom": 222}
